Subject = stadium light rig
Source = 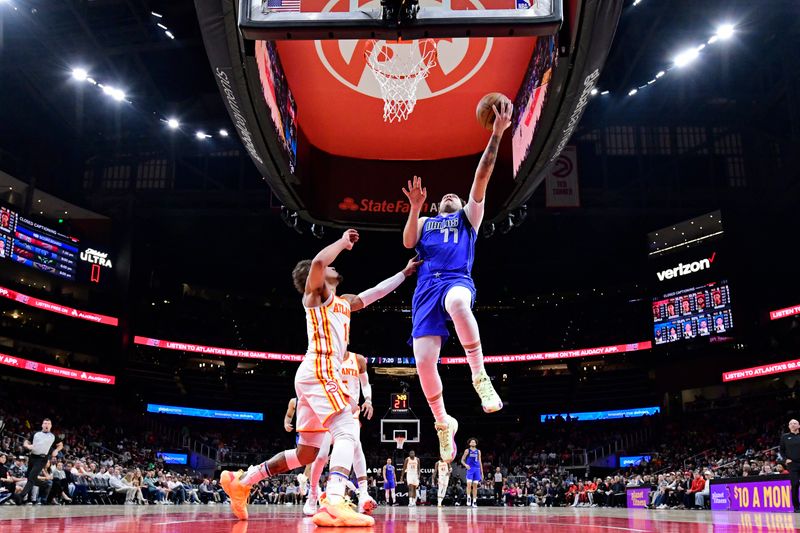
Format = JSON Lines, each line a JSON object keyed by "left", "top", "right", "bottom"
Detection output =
{"left": 621, "top": 22, "right": 736, "bottom": 98}
{"left": 166, "top": 118, "right": 180, "bottom": 130}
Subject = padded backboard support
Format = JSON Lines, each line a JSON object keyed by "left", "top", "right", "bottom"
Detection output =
{"left": 238, "top": 0, "right": 563, "bottom": 41}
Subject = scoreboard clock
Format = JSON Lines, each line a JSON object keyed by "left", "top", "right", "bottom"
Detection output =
{"left": 390, "top": 392, "right": 410, "bottom": 412}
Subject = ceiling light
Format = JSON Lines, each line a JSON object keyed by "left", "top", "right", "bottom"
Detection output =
{"left": 71, "top": 68, "right": 88, "bottom": 81}
{"left": 165, "top": 31, "right": 175, "bottom": 40}
{"left": 715, "top": 24, "right": 735, "bottom": 40}
{"left": 195, "top": 131, "right": 209, "bottom": 140}
{"left": 674, "top": 48, "right": 700, "bottom": 68}
{"left": 166, "top": 118, "right": 180, "bottom": 129}
{"left": 219, "top": 129, "right": 229, "bottom": 137}
{"left": 628, "top": 89, "right": 638, "bottom": 96}
{"left": 590, "top": 88, "right": 598, "bottom": 96}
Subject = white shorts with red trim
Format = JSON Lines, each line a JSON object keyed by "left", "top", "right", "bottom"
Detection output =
{"left": 294, "top": 354, "right": 353, "bottom": 433}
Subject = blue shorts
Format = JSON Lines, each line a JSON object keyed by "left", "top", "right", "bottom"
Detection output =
{"left": 409, "top": 274, "right": 476, "bottom": 344}
{"left": 384, "top": 480, "right": 396, "bottom": 490}
{"left": 466, "top": 469, "right": 482, "bottom": 482}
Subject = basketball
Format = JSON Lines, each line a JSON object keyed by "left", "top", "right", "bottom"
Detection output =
{"left": 476, "top": 92, "right": 512, "bottom": 131}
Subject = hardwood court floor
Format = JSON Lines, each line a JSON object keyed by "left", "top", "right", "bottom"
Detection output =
{"left": 2, "top": 503, "right": 799, "bottom": 532}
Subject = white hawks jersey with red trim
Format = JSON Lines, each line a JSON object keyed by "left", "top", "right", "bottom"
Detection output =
{"left": 304, "top": 292, "right": 351, "bottom": 362}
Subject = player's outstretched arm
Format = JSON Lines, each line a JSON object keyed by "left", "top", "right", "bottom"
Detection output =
{"left": 305, "top": 229, "right": 358, "bottom": 304}
{"left": 471, "top": 101, "right": 512, "bottom": 203}
{"left": 342, "top": 256, "right": 422, "bottom": 312}
{"left": 402, "top": 176, "right": 428, "bottom": 249}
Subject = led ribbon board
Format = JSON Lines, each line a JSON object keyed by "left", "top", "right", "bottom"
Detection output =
{"left": 146, "top": 403, "right": 263, "bottom": 421}
{"left": 0, "top": 353, "right": 115, "bottom": 384}
{"left": 540, "top": 406, "right": 660, "bottom": 422}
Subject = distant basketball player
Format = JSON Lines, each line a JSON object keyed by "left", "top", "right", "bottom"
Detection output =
{"left": 401, "top": 450, "right": 420, "bottom": 506}
{"left": 283, "top": 397, "right": 313, "bottom": 494}
{"left": 382, "top": 458, "right": 398, "bottom": 506}
{"left": 460, "top": 438, "right": 482, "bottom": 508}
{"left": 303, "top": 351, "right": 377, "bottom": 516}
{"left": 435, "top": 457, "right": 452, "bottom": 507}
{"left": 401, "top": 101, "right": 513, "bottom": 463}
{"left": 220, "top": 229, "right": 419, "bottom": 526}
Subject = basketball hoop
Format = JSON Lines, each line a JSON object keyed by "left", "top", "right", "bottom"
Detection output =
{"left": 364, "top": 39, "right": 438, "bottom": 123}
{"left": 394, "top": 436, "right": 407, "bottom": 450}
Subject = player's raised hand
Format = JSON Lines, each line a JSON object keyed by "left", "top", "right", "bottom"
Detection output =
{"left": 340, "top": 229, "right": 359, "bottom": 250}
{"left": 402, "top": 176, "right": 427, "bottom": 211}
{"left": 402, "top": 255, "right": 424, "bottom": 278}
{"left": 492, "top": 100, "right": 513, "bottom": 134}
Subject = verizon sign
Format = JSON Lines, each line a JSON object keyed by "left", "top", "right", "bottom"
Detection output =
{"left": 656, "top": 252, "right": 716, "bottom": 282}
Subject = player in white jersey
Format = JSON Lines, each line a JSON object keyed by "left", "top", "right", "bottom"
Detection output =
{"left": 401, "top": 450, "right": 421, "bottom": 506}
{"left": 434, "top": 458, "right": 452, "bottom": 507}
{"left": 219, "top": 229, "right": 420, "bottom": 527}
{"left": 304, "top": 351, "right": 378, "bottom": 516}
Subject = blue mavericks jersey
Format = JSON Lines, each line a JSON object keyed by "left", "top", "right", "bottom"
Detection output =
{"left": 415, "top": 210, "right": 477, "bottom": 281}
{"left": 466, "top": 449, "right": 480, "bottom": 469}
{"left": 385, "top": 465, "right": 396, "bottom": 482}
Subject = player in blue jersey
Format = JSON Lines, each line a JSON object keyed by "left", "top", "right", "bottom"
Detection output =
{"left": 401, "top": 100, "right": 512, "bottom": 463}
{"left": 460, "top": 438, "right": 483, "bottom": 508}
{"left": 382, "top": 458, "right": 397, "bottom": 506}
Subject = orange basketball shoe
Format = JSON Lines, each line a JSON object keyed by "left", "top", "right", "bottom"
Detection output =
{"left": 312, "top": 496, "right": 376, "bottom": 527}
{"left": 220, "top": 469, "right": 251, "bottom": 520}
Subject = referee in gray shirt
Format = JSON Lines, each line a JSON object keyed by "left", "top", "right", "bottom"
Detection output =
{"left": 15, "top": 418, "right": 62, "bottom": 505}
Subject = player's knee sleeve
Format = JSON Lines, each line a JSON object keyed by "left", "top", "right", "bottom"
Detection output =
{"left": 285, "top": 449, "right": 302, "bottom": 469}
{"left": 328, "top": 410, "right": 357, "bottom": 444}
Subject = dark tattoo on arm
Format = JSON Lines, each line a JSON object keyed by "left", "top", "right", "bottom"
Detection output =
{"left": 477, "top": 133, "right": 502, "bottom": 176}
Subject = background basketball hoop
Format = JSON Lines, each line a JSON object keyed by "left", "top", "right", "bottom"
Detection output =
{"left": 394, "top": 435, "right": 407, "bottom": 449}
{"left": 365, "top": 39, "right": 439, "bottom": 123}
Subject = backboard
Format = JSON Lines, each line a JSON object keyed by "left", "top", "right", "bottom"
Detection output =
{"left": 380, "top": 418, "right": 420, "bottom": 444}
{"left": 239, "top": 0, "right": 562, "bottom": 41}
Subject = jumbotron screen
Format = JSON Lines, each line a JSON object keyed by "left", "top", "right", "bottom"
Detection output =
{"left": 653, "top": 280, "right": 733, "bottom": 345}
{"left": 0, "top": 206, "right": 79, "bottom": 281}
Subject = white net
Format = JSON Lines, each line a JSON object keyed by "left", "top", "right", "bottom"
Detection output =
{"left": 365, "top": 39, "right": 438, "bottom": 123}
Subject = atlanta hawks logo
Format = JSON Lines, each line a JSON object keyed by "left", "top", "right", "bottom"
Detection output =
{"left": 315, "top": 0, "right": 493, "bottom": 100}
{"left": 325, "top": 380, "right": 340, "bottom": 394}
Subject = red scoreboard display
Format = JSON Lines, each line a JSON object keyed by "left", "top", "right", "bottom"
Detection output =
{"left": 390, "top": 393, "right": 410, "bottom": 412}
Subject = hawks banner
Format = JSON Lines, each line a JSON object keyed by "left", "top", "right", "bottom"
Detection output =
{"left": 545, "top": 145, "right": 580, "bottom": 207}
